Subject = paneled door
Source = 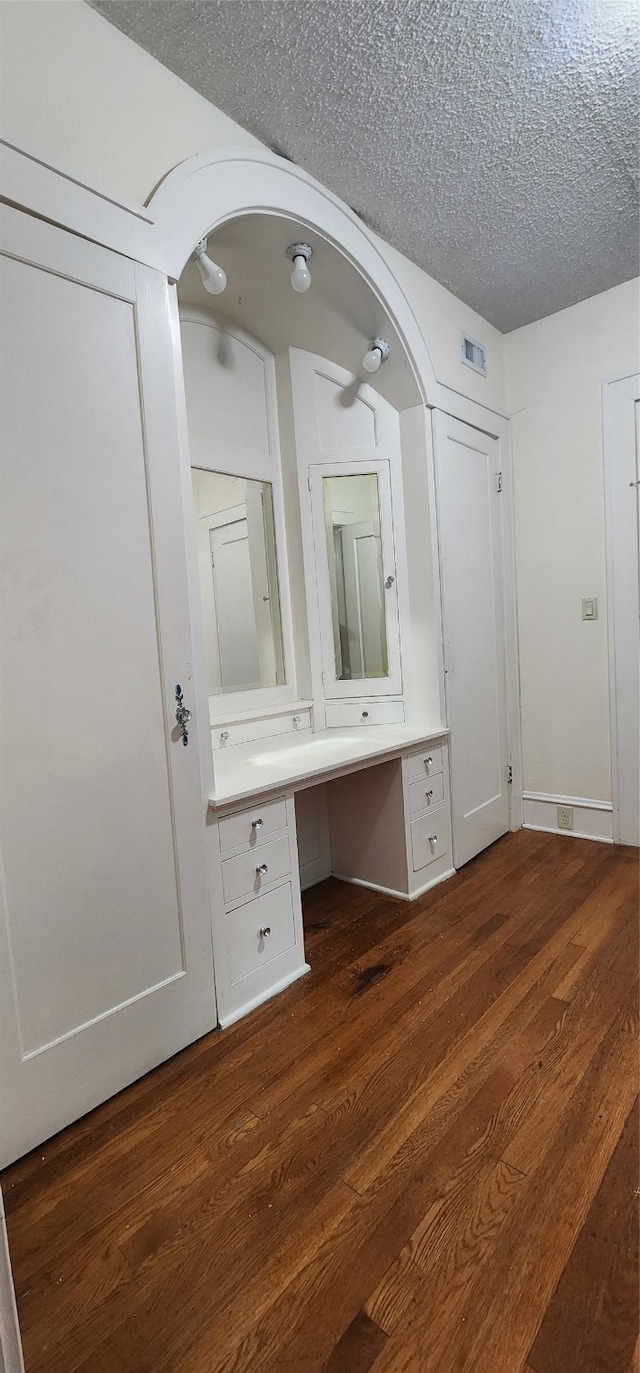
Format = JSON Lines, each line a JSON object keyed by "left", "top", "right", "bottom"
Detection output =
{"left": 433, "top": 412, "right": 510, "bottom": 866}
{"left": 0, "top": 206, "right": 216, "bottom": 1166}
{"left": 604, "top": 373, "right": 640, "bottom": 846}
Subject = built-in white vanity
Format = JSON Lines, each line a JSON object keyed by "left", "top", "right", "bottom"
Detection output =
{"left": 179, "top": 279, "right": 455, "bottom": 1025}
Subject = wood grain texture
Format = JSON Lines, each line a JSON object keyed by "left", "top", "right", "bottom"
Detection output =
{"left": 1, "top": 831, "right": 637, "bottom": 1373}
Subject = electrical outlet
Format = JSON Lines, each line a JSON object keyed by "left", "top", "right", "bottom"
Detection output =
{"left": 557, "top": 805, "right": 574, "bottom": 830}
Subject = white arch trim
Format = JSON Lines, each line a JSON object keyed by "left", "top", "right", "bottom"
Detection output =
{"left": 146, "top": 146, "right": 439, "bottom": 404}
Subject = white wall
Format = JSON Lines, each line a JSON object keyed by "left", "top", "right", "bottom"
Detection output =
{"left": 505, "top": 278, "right": 640, "bottom": 803}
{"left": 0, "top": 0, "right": 505, "bottom": 412}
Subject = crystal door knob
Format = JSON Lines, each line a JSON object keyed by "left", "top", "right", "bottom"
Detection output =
{"left": 256, "top": 863, "right": 268, "bottom": 876}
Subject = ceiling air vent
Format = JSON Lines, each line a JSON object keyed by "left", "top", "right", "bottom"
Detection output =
{"left": 461, "top": 332, "right": 487, "bottom": 376}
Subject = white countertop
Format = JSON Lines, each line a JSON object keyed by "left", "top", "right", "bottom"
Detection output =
{"left": 209, "top": 722, "right": 448, "bottom": 808}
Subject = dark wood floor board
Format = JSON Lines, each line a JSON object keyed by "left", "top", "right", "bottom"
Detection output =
{"left": 344, "top": 938, "right": 584, "bottom": 1196}
{"left": 404, "top": 982, "right": 640, "bottom": 1373}
{"left": 2, "top": 832, "right": 637, "bottom": 1373}
{"left": 527, "top": 1096, "right": 639, "bottom": 1373}
{"left": 321, "top": 1310, "right": 388, "bottom": 1373}
{"left": 502, "top": 906, "right": 639, "bottom": 1177}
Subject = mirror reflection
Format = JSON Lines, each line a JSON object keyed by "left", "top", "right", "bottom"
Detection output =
{"left": 191, "top": 470, "right": 286, "bottom": 695}
{"left": 323, "top": 472, "right": 389, "bottom": 682}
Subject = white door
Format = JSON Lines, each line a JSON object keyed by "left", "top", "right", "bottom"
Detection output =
{"left": 0, "top": 206, "right": 216, "bottom": 1166}
{"left": 604, "top": 373, "right": 640, "bottom": 846}
{"left": 433, "top": 412, "right": 510, "bottom": 866}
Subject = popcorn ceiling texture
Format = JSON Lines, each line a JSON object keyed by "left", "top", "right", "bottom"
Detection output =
{"left": 90, "top": 0, "right": 639, "bottom": 331}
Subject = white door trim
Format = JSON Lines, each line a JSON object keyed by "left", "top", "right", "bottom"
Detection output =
{"left": 603, "top": 371, "right": 640, "bottom": 846}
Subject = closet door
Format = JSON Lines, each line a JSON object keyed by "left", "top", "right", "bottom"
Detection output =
{"left": 0, "top": 206, "right": 216, "bottom": 1166}
{"left": 433, "top": 411, "right": 510, "bottom": 866}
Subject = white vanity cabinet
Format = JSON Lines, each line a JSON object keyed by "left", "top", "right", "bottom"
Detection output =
{"left": 211, "top": 792, "right": 309, "bottom": 1026}
{"left": 327, "top": 735, "right": 454, "bottom": 900}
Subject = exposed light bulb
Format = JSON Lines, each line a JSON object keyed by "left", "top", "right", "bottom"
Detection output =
{"left": 363, "top": 347, "right": 382, "bottom": 373}
{"left": 290, "top": 254, "right": 312, "bottom": 293}
{"left": 192, "top": 239, "right": 227, "bottom": 295}
{"left": 362, "top": 338, "right": 391, "bottom": 372}
{"left": 286, "top": 242, "right": 313, "bottom": 293}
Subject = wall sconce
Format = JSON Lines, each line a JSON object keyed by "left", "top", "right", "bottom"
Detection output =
{"left": 362, "top": 338, "right": 391, "bottom": 373}
{"left": 286, "top": 242, "right": 313, "bottom": 293}
{"left": 192, "top": 238, "right": 227, "bottom": 295}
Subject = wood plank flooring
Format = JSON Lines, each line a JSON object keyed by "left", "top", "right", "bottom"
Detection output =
{"left": 2, "top": 830, "right": 638, "bottom": 1373}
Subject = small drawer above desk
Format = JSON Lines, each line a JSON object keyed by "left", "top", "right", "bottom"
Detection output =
{"left": 222, "top": 834, "right": 291, "bottom": 907}
{"left": 405, "top": 743, "right": 444, "bottom": 782}
{"left": 408, "top": 770, "right": 445, "bottom": 817}
{"left": 218, "top": 796, "right": 287, "bottom": 854}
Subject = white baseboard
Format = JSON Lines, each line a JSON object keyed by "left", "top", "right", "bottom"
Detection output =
{"left": 217, "top": 963, "right": 311, "bottom": 1029}
{"left": 522, "top": 792, "right": 613, "bottom": 844}
{"left": 299, "top": 857, "right": 332, "bottom": 891}
{"left": 332, "top": 867, "right": 456, "bottom": 902}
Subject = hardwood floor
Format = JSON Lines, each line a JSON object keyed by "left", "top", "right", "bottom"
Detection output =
{"left": 2, "top": 830, "right": 638, "bottom": 1373}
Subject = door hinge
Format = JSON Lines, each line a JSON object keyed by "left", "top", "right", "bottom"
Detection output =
{"left": 496, "top": 472, "right": 503, "bottom": 493}
{"left": 507, "top": 764, "right": 513, "bottom": 784}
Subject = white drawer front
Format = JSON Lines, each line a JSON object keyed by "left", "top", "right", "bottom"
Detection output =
{"left": 226, "top": 883, "right": 296, "bottom": 984}
{"left": 222, "top": 835, "right": 291, "bottom": 906}
{"left": 219, "top": 796, "right": 287, "bottom": 853}
{"left": 212, "top": 709, "right": 312, "bottom": 749}
{"left": 408, "top": 771, "right": 445, "bottom": 817}
{"left": 411, "top": 813, "right": 451, "bottom": 872}
{"left": 324, "top": 700, "right": 405, "bottom": 729}
{"left": 405, "top": 742, "right": 444, "bottom": 782}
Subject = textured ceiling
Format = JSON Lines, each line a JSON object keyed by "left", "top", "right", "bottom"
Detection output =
{"left": 89, "top": 0, "right": 639, "bottom": 331}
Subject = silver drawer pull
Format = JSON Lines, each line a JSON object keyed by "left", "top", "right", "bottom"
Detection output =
{"left": 426, "top": 789, "right": 434, "bottom": 798}
{"left": 361, "top": 710, "right": 369, "bottom": 720}
{"left": 425, "top": 756, "right": 433, "bottom": 769}
{"left": 252, "top": 818, "right": 264, "bottom": 830}
{"left": 260, "top": 925, "right": 271, "bottom": 938}
{"left": 256, "top": 863, "right": 268, "bottom": 876}
{"left": 429, "top": 834, "right": 438, "bottom": 845}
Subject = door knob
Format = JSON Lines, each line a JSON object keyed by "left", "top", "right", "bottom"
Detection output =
{"left": 174, "top": 684, "right": 192, "bottom": 746}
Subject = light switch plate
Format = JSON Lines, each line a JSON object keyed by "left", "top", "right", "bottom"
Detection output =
{"left": 582, "top": 597, "right": 598, "bottom": 620}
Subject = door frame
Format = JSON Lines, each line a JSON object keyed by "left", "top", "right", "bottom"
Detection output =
{"left": 603, "top": 371, "right": 640, "bottom": 846}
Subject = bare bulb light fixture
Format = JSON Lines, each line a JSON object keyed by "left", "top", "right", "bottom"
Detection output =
{"left": 286, "top": 242, "right": 313, "bottom": 293}
{"left": 192, "top": 238, "right": 227, "bottom": 295}
{"left": 362, "top": 338, "right": 391, "bottom": 372}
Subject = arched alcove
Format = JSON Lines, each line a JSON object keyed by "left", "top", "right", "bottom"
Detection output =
{"left": 146, "top": 147, "right": 439, "bottom": 405}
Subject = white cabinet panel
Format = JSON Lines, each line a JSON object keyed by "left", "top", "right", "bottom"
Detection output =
{"left": 218, "top": 796, "right": 287, "bottom": 852}
{"left": 0, "top": 206, "right": 216, "bottom": 1166}
{"left": 408, "top": 771, "right": 445, "bottom": 817}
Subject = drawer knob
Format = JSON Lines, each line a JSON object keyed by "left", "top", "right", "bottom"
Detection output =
{"left": 429, "top": 834, "right": 438, "bottom": 845}
{"left": 361, "top": 710, "right": 369, "bottom": 720}
{"left": 292, "top": 714, "right": 301, "bottom": 728}
{"left": 260, "top": 926, "right": 272, "bottom": 939}
{"left": 425, "top": 756, "right": 433, "bottom": 768}
{"left": 252, "top": 818, "right": 264, "bottom": 830}
{"left": 426, "top": 789, "right": 434, "bottom": 798}
{"left": 256, "top": 863, "right": 269, "bottom": 876}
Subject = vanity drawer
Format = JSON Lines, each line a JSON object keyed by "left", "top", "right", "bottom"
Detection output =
{"left": 408, "top": 771, "right": 445, "bottom": 817}
{"left": 219, "top": 796, "right": 287, "bottom": 853}
{"left": 405, "top": 743, "right": 444, "bottom": 781}
{"left": 226, "top": 883, "right": 296, "bottom": 984}
{"left": 411, "top": 813, "right": 451, "bottom": 872}
{"left": 222, "top": 835, "right": 291, "bottom": 906}
{"left": 324, "top": 700, "right": 405, "bottom": 729}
